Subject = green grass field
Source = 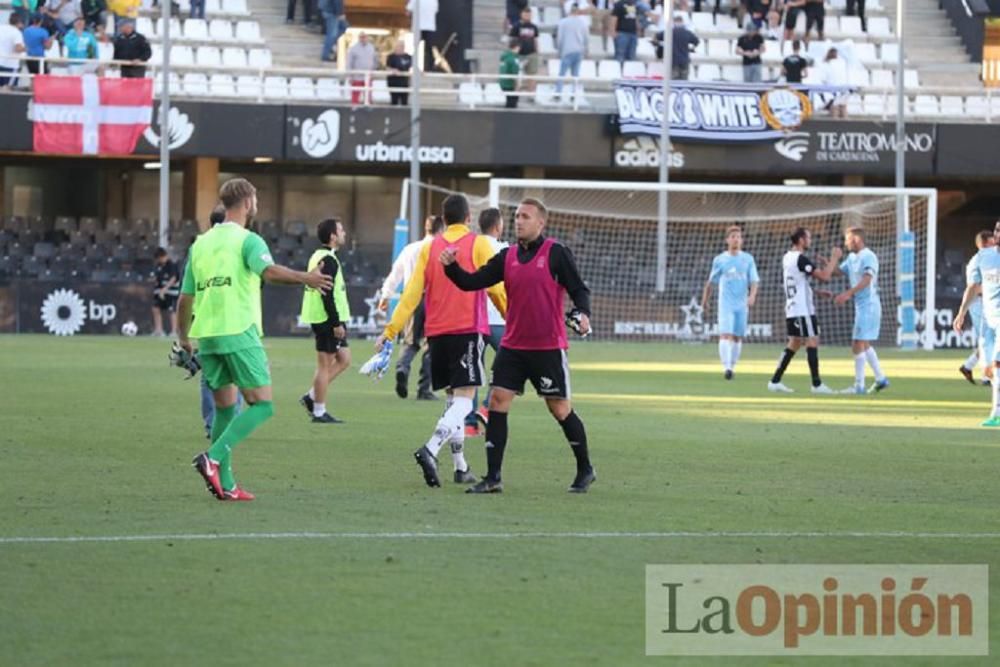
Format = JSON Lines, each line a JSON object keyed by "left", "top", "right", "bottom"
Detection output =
{"left": 2, "top": 334, "right": 999, "bottom": 666}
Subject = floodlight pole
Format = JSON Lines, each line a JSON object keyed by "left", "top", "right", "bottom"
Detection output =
{"left": 894, "top": 5, "right": 906, "bottom": 236}
{"left": 656, "top": 0, "right": 673, "bottom": 293}
{"left": 158, "top": 0, "right": 172, "bottom": 248}
{"left": 409, "top": 1, "right": 422, "bottom": 242}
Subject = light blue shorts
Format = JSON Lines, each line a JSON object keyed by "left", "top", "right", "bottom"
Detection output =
{"left": 719, "top": 308, "right": 748, "bottom": 338}
{"left": 972, "top": 309, "right": 985, "bottom": 342}
{"left": 852, "top": 303, "right": 881, "bottom": 342}
{"left": 983, "top": 324, "right": 1000, "bottom": 364}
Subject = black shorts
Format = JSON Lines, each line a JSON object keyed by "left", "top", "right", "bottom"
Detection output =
{"left": 311, "top": 322, "right": 349, "bottom": 354}
{"left": 784, "top": 7, "right": 800, "bottom": 30}
{"left": 786, "top": 315, "right": 820, "bottom": 339}
{"left": 805, "top": 4, "right": 824, "bottom": 32}
{"left": 428, "top": 333, "right": 485, "bottom": 391}
{"left": 491, "top": 347, "right": 571, "bottom": 399}
{"left": 153, "top": 294, "right": 178, "bottom": 312}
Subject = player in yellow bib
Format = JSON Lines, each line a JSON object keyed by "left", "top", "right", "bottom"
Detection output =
{"left": 299, "top": 218, "right": 352, "bottom": 423}
{"left": 178, "top": 178, "right": 333, "bottom": 501}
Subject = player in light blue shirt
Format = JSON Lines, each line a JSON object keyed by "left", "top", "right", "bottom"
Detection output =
{"left": 955, "top": 220, "right": 1000, "bottom": 426}
{"left": 702, "top": 226, "right": 760, "bottom": 380}
{"left": 959, "top": 230, "right": 996, "bottom": 386}
{"left": 833, "top": 227, "right": 888, "bottom": 394}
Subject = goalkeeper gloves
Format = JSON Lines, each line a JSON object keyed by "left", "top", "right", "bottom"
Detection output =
{"left": 168, "top": 342, "right": 202, "bottom": 379}
{"left": 359, "top": 341, "right": 394, "bottom": 381}
{"left": 565, "top": 309, "right": 590, "bottom": 338}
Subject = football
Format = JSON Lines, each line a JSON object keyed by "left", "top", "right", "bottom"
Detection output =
{"left": 120, "top": 321, "right": 138, "bottom": 337}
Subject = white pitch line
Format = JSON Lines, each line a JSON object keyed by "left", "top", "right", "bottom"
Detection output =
{"left": 3, "top": 531, "right": 1000, "bottom": 545}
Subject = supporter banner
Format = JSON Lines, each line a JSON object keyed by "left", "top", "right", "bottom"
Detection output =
{"left": 6, "top": 281, "right": 381, "bottom": 337}
{"left": 612, "top": 120, "right": 937, "bottom": 176}
{"left": 614, "top": 80, "right": 855, "bottom": 141}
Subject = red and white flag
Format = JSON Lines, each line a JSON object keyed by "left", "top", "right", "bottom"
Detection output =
{"left": 32, "top": 75, "right": 154, "bottom": 155}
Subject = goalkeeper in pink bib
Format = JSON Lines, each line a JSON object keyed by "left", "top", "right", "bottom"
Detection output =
{"left": 440, "top": 197, "right": 595, "bottom": 494}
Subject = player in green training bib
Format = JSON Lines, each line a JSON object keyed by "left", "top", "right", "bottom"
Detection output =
{"left": 299, "top": 218, "right": 352, "bottom": 424}
{"left": 178, "top": 178, "right": 333, "bottom": 501}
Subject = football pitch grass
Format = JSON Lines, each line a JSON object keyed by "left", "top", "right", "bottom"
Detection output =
{"left": 2, "top": 334, "right": 999, "bottom": 666}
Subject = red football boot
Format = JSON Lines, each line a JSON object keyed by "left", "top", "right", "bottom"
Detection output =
{"left": 223, "top": 487, "right": 255, "bottom": 501}
{"left": 192, "top": 452, "right": 223, "bottom": 499}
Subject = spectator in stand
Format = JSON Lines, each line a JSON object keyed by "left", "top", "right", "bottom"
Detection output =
{"left": 611, "top": 0, "right": 641, "bottom": 65}
{"left": 499, "top": 36, "right": 520, "bottom": 108}
{"left": 286, "top": 0, "right": 312, "bottom": 25}
{"left": 81, "top": 0, "right": 105, "bottom": 30}
{"left": 509, "top": 6, "right": 538, "bottom": 92}
{"left": 12, "top": 0, "right": 38, "bottom": 25}
{"left": 507, "top": 0, "right": 527, "bottom": 31}
{"left": 804, "top": 0, "right": 824, "bottom": 42}
{"left": 190, "top": 0, "right": 204, "bottom": 20}
{"left": 591, "top": 0, "right": 615, "bottom": 52}
{"left": 670, "top": 12, "right": 699, "bottom": 80}
{"left": 347, "top": 31, "right": 378, "bottom": 105}
{"left": 406, "top": 0, "right": 438, "bottom": 72}
{"left": 781, "top": 38, "right": 808, "bottom": 83}
{"left": 847, "top": 0, "right": 866, "bottom": 32}
{"left": 47, "top": 0, "right": 81, "bottom": 36}
{"left": 93, "top": 21, "right": 113, "bottom": 62}
{"left": 821, "top": 46, "right": 848, "bottom": 118}
{"left": 0, "top": 14, "right": 26, "bottom": 89}
{"left": 64, "top": 15, "right": 98, "bottom": 69}
{"left": 22, "top": 13, "right": 52, "bottom": 76}
{"left": 735, "top": 22, "right": 764, "bottom": 83}
{"left": 764, "top": 0, "right": 783, "bottom": 40}
{"left": 386, "top": 39, "right": 412, "bottom": 105}
{"left": 556, "top": 3, "right": 588, "bottom": 95}
{"left": 113, "top": 17, "right": 150, "bottom": 77}
{"left": 783, "top": 0, "right": 805, "bottom": 40}
{"left": 107, "top": 0, "right": 140, "bottom": 34}
{"left": 319, "top": 0, "right": 346, "bottom": 62}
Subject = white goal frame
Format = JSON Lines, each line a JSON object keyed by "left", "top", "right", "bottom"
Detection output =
{"left": 488, "top": 178, "right": 938, "bottom": 351}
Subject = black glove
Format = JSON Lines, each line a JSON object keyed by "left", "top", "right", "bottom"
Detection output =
{"left": 168, "top": 341, "right": 202, "bottom": 379}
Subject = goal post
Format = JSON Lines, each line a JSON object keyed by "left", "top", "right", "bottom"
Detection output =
{"left": 488, "top": 178, "right": 938, "bottom": 351}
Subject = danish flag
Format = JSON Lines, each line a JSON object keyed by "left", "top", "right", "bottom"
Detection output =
{"left": 32, "top": 74, "right": 154, "bottom": 155}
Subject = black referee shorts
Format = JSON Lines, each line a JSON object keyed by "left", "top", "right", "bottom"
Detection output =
{"left": 311, "top": 322, "right": 349, "bottom": 354}
{"left": 491, "top": 346, "right": 571, "bottom": 400}
{"left": 428, "top": 333, "right": 485, "bottom": 391}
{"left": 153, "top": 294, "right": 178, "bottom": 312}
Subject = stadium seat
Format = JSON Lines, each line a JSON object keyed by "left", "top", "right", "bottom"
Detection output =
{"left": 707, "top": 39, "right": 730, "bottom": 59}
{"left": 371, "top": 79, "right": 391, "bottom": 104}
{"left": 155, "top": 17, "right": 182, "bottom": 37}
{"left": 880, "top": 42, "right": 900, "bottom": 65}
{"left": 721, "top": 64, "right": 742, "bottom": 82}
{"left": 646, "top": 61, "right": 665, "bottom": 78}
{"left": 847, "top": 68, "right": 870, "bottom": 87}
{"left": 222, "top": 0, "right": 249, "bottom": 14}
{"left": 587, "top": 34, "right": 609, "bottom": 59}
{"left": 483, "top": 82, "right": 506, "bottom": 106}
{"left": 183, "top": 72, "right": 208, "bottom": 96}
{"left": 234, "top": 21, "right": 262, "bottom": 43}
{"left": 622, "top": 61, "right": 646, "bottom": 78}
{"left": 541, "top": 6, "right": 561, "bottom": 28}
{"left": 97, "top": 42, "right": 114, "bottom": 61}
{"left": 694, "top": 63, "right": 721, "bottom": 81}
{"left": 912, "top": 94, "right": 938, "bottom": 116}
{"left": 53, "top": 217, "right": 77, "bottom": 233}
{"left": 288, "top": 77, "right": 316, "bottom": 99}
{"left": 136, "top": 17, "right": 154, "bottom": 37}
{"left": 597, "top": 60, "right": 621, "bottom": 80}
{"left": 870, "top": 68, "right": 893, "bottom": 88}
{"left": 222, "top": 46, "right": 247, "bottom": 68}
{"left": 838, "top": 16, "right": 864, "bottom": 38}
{"left": 315, "top": 78, "right": 344, "bottom": 100}
{"left": 172, "top": 45, "right": 194, "bottom": 66}
{"left": 690, "top": 12, "right": 714, "bottom": 33}
{"left": 184, "top": 18, "right": 208, "bottom": 41}
{"left": 149, "top": 44, "right": 162, "bottom": 66}
{"left": 209, "top": 19, "right": 234, "bottom": 42}
{"left": 635, "top": 38, "right": 656, "bottom": 60}
{"left": 458, "top": 81, "right": 484, "bottom": 107}
{"left": 547, "top": 58, "right": 560, "bottom": 79}
{"left": 854, "top": 43, "right": 878, "bottom": 66}
{"left": 154, "top": 71, "right": 181, "bottom": 94}
{"left": 715, "top": 14, "right": 739, "bottom": 33}
{"left": 939, "top": 95, "right": 964, "bottom": 116}
{"left": 205, "top": 0, "right": 222, "bottom": 14}
{"left": 904, "top": 69, "right": 920, "bottom": 89}
{"left": 538, "top": 33, "right": 556, "bottom": 57}
{"left": 965, "top": 96, "right": 988, "bottom": 118}
{"left": 196, "top": 46, "right": 222, "bottom": 68}
{"left": 534, "top": 83, "right": 558, "bottom": 106}
{"left": 236, "top": 75, "right": 261, "bottom": 97}
{"left": 33, "top": 242, "right": 56, "bottom": 259}
{"left": 868, "top": 17, "right": 892, "bottom": 39}
{"left": 209, "top": 73, "right": 236, "bottom": 97}
{"left": 248, "top": 48, "right": 272, "bottom": 69}
{"left": 263, "top": 76, "right": 288, "bottom": 98}
{"left": 579, "top": 59, "right": 597, "bottom": 79}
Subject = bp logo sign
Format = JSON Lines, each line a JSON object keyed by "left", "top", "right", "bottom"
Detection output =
{"left": 39, "top": 288, "right": 117, "bottom": 336}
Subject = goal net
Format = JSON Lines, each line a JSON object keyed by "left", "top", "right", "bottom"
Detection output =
{"left": 487, "top": 179, "right": 937, "bottom": 349}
